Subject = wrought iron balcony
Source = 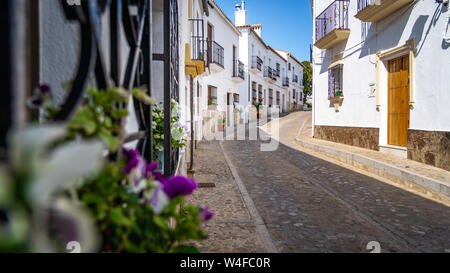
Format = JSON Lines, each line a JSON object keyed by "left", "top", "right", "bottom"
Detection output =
{"left": 189, "top": 18, "right": 207, "bottom": 61}
{"left": 209, "top": 41, "right": 224, "bottom": 68}
{"left": 274, "top": 69, "right": 280, "bottom": 78}
{"left": 232, "top": 60, "right": 245, "bottom": 81}
{"left": 282, "top": 77, "right": 289, "bottom": 87}
{"left": 356, "top": 0, "right": 414, "bottom": 22}
{"left": 251, "top": 56, "right": 263, "bottom": 71}
{"left": 315, "top": 0, "right": 350, "bottom": 49}
{"left": 264, "top": 66, "right": 273, "bottom": 80}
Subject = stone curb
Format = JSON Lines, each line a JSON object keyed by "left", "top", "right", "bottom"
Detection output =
{"left": 219, "top": 141, "right": 279, "bottom": 253}
{"left": 295, "top": 137, "right": 450, "bottom": 202}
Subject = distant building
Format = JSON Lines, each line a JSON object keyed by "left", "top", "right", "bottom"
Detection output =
{"left": 235, "top": 1, "right": 305, "bottom": 121}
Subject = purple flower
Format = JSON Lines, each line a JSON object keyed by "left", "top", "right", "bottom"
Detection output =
{"left": 39, "top": 84, "right": 51, "bottom": 94}
{"left": 148, "top": 182, "right": 170, "bottom": 214}
{"left": 145, "top": 162, "right": 165, "bottom": 183}
{"left": 163, "top": 176, "right": 198, "bottom": 199}
{"left": 199, "top": 207, "right": 214, "bottom": 222}
{"left": 124, "top": 149, "right": 146, "bottom": 183}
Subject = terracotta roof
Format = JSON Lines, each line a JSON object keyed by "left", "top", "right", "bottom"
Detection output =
{"left": 274, "top": 48, "right": 304, "bottom": 66}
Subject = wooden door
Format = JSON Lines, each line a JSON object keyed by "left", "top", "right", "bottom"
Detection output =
{"left": 232, "top": 45, "right": 236, "bottom": 75}
{"left": 388, "top": 55, "right": 410, "bottom": 147}
{"left": 227, "top": 93, "right": 231, "bottom": 126}
{"left": 207, "top": 23, "right": 213, "bottom": 63}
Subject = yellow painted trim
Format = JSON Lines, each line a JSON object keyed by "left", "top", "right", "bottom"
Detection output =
{"left": 376, "top": 54, "right": 381, "bottom": 111}
{"left": 314, "top": 29, "right": 350, "bottom": 50}
{"left": 376, "top": 38, "right": 416, "bottom": 110}
{"left": 355, "top": 0, "right": 414, "bottom": 23}
{"left": 328, "top": 60, "right": 344, "bottom": 70}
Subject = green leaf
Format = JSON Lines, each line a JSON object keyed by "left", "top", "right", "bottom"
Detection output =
{"left": 171, "top": 245, "right": 200, "bottom": 253}
{"left": 110, "top": 208, "right": 133, "bottom": 227}
{"left": 99, "top": 128, "right": 119, "bottom": 152}
{"left": 70, "top": 107, "right": 97, "bottom": 135}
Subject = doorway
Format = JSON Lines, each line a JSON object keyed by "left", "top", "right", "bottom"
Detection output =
{"left": 388, "top": 55, "right": 410, "bottom": 147}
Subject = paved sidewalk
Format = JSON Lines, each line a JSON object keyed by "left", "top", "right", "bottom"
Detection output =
{"left": 186, "top": 141, "right": 267, "bottom": 253}
{"left": 291, "top": 112, "right": 450, "bottom": 205}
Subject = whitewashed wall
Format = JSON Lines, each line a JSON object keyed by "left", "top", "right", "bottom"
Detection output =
{"left": 199, "top": 3, "right": 242, "bottom": 126}
{"left": 312, "top": 0, "right": 450, "bottom": 140}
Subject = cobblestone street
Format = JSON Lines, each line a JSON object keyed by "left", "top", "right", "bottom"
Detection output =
{"left": 191, "top": 112, "right": 450, "bottom": 253}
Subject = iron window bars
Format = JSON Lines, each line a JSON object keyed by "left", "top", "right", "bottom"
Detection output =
{"left": 189, "top": 18, "right": 207, "bottom": 61}
{"left": 315, "top": 0, "right": 350, "bottom": 42}
{"left": 328, "top": 64, "right": 344, "bottom": 99}
{"left": 233, "top": 60, "right": 245, "bottom": 79}
{"left": 1, "top": 0, "right": 181, "bottom": 177}
{"left": 357, "top": 0, "right": 379, "bottom": 12}
{"left": 210, "top": 41, "right": 224, "bottom": 67}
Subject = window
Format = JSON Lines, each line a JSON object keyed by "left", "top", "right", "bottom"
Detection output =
{"left": 258, "top": 85, "right": 263, "bottom": 102}
{"left": 288, "top": 63, "right": 291, "bottom": 70}
{"left": 328, "top": 64, "right": 343, "bottom": 99}
{"left": 251, "top": 82, "right": 257, "bottom": 101}
{"left": 233, "top": 94, "right": 239, "bottom": 104}
{"left": 208, "top": 86, "right": 218, "bottom": 107}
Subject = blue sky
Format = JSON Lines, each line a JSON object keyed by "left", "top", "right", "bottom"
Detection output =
{"left": 213, "top": 0, "right": 313, "bottom": 62}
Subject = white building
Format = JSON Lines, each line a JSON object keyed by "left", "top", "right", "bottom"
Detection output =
{"left": 311, "top": 0, "right": 450, "bottom": 171}
{"left": 235, "top": 1, "right": 305, "bottom": 121}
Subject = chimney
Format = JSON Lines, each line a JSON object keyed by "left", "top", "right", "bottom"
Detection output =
{"left": 235, "top": 0, "right": 247, "bottom": 26}
{"left": 252, "top": 24, "right": 262, "bottom": 38}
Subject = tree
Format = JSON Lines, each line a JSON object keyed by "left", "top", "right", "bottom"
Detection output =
{"left": 302, "top": 61, "right": 312, "bottom": 104}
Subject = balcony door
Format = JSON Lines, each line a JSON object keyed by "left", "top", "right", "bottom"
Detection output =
{"left": 388, "top": 55, "right": 410, "bottom": 147}
{"left": 207, "top": 23, "right": 213, "bottom": 64}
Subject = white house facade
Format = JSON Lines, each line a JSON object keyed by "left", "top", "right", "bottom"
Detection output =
{"left": 311, "top": 0, "right": 450, "bottom": 171}
{"left": 235, "top": 1, "right": 304, "bottom": 122}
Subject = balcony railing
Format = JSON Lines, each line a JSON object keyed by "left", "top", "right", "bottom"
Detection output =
{"left": 264, "top": 66, "right": 273, "bottom": 79}
{"left": 274, "top": 69, "right": 280, "bottom": 78}
{"left": 251, "top": 56, "right": 263, "bottom": 71}
{"left": 189, "top": 18, "right": 207, "bottom": 61}
{"left": 357, "top": 0, "right": 378, "bottom": 12}
{"left": 233, "top": 60, "right": 245, "bottom": 80}
{"left": 356, "top": 0, "right": 414, "bottom": 22}
{"left": 315, "top": 0, "right": 350, "bottom": 42}
{"left": 282, "top": 77, "right": 289, "bottom": 87}
{"left": 210, "top": 41, "right": 224, "bottom": 67}
{"left": 293, "top": 74, "right": 299, "bottom": 83}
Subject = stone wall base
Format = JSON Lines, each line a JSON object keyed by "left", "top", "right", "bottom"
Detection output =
{"left": 314, "top": 126, "right": 380, "bottom": 151}
{"left": 408, "top": 130, "right": 450, "bottom": 172}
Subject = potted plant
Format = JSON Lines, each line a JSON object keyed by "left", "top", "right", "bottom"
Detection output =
{"left": 152, "top": 100, "right": 188, "bottom": 172}
{"left": 253, "top": 98, "right": 264, "bottom": 119}
{"left": 208, "top": 97, "right": 217, "bottom": 110}
{"left": 218, "top": 117, "right": 226, "bottom": 131}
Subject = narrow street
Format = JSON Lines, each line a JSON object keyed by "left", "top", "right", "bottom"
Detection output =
{"left": 193, "top": 111, "right": 450, "bottom": 253}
